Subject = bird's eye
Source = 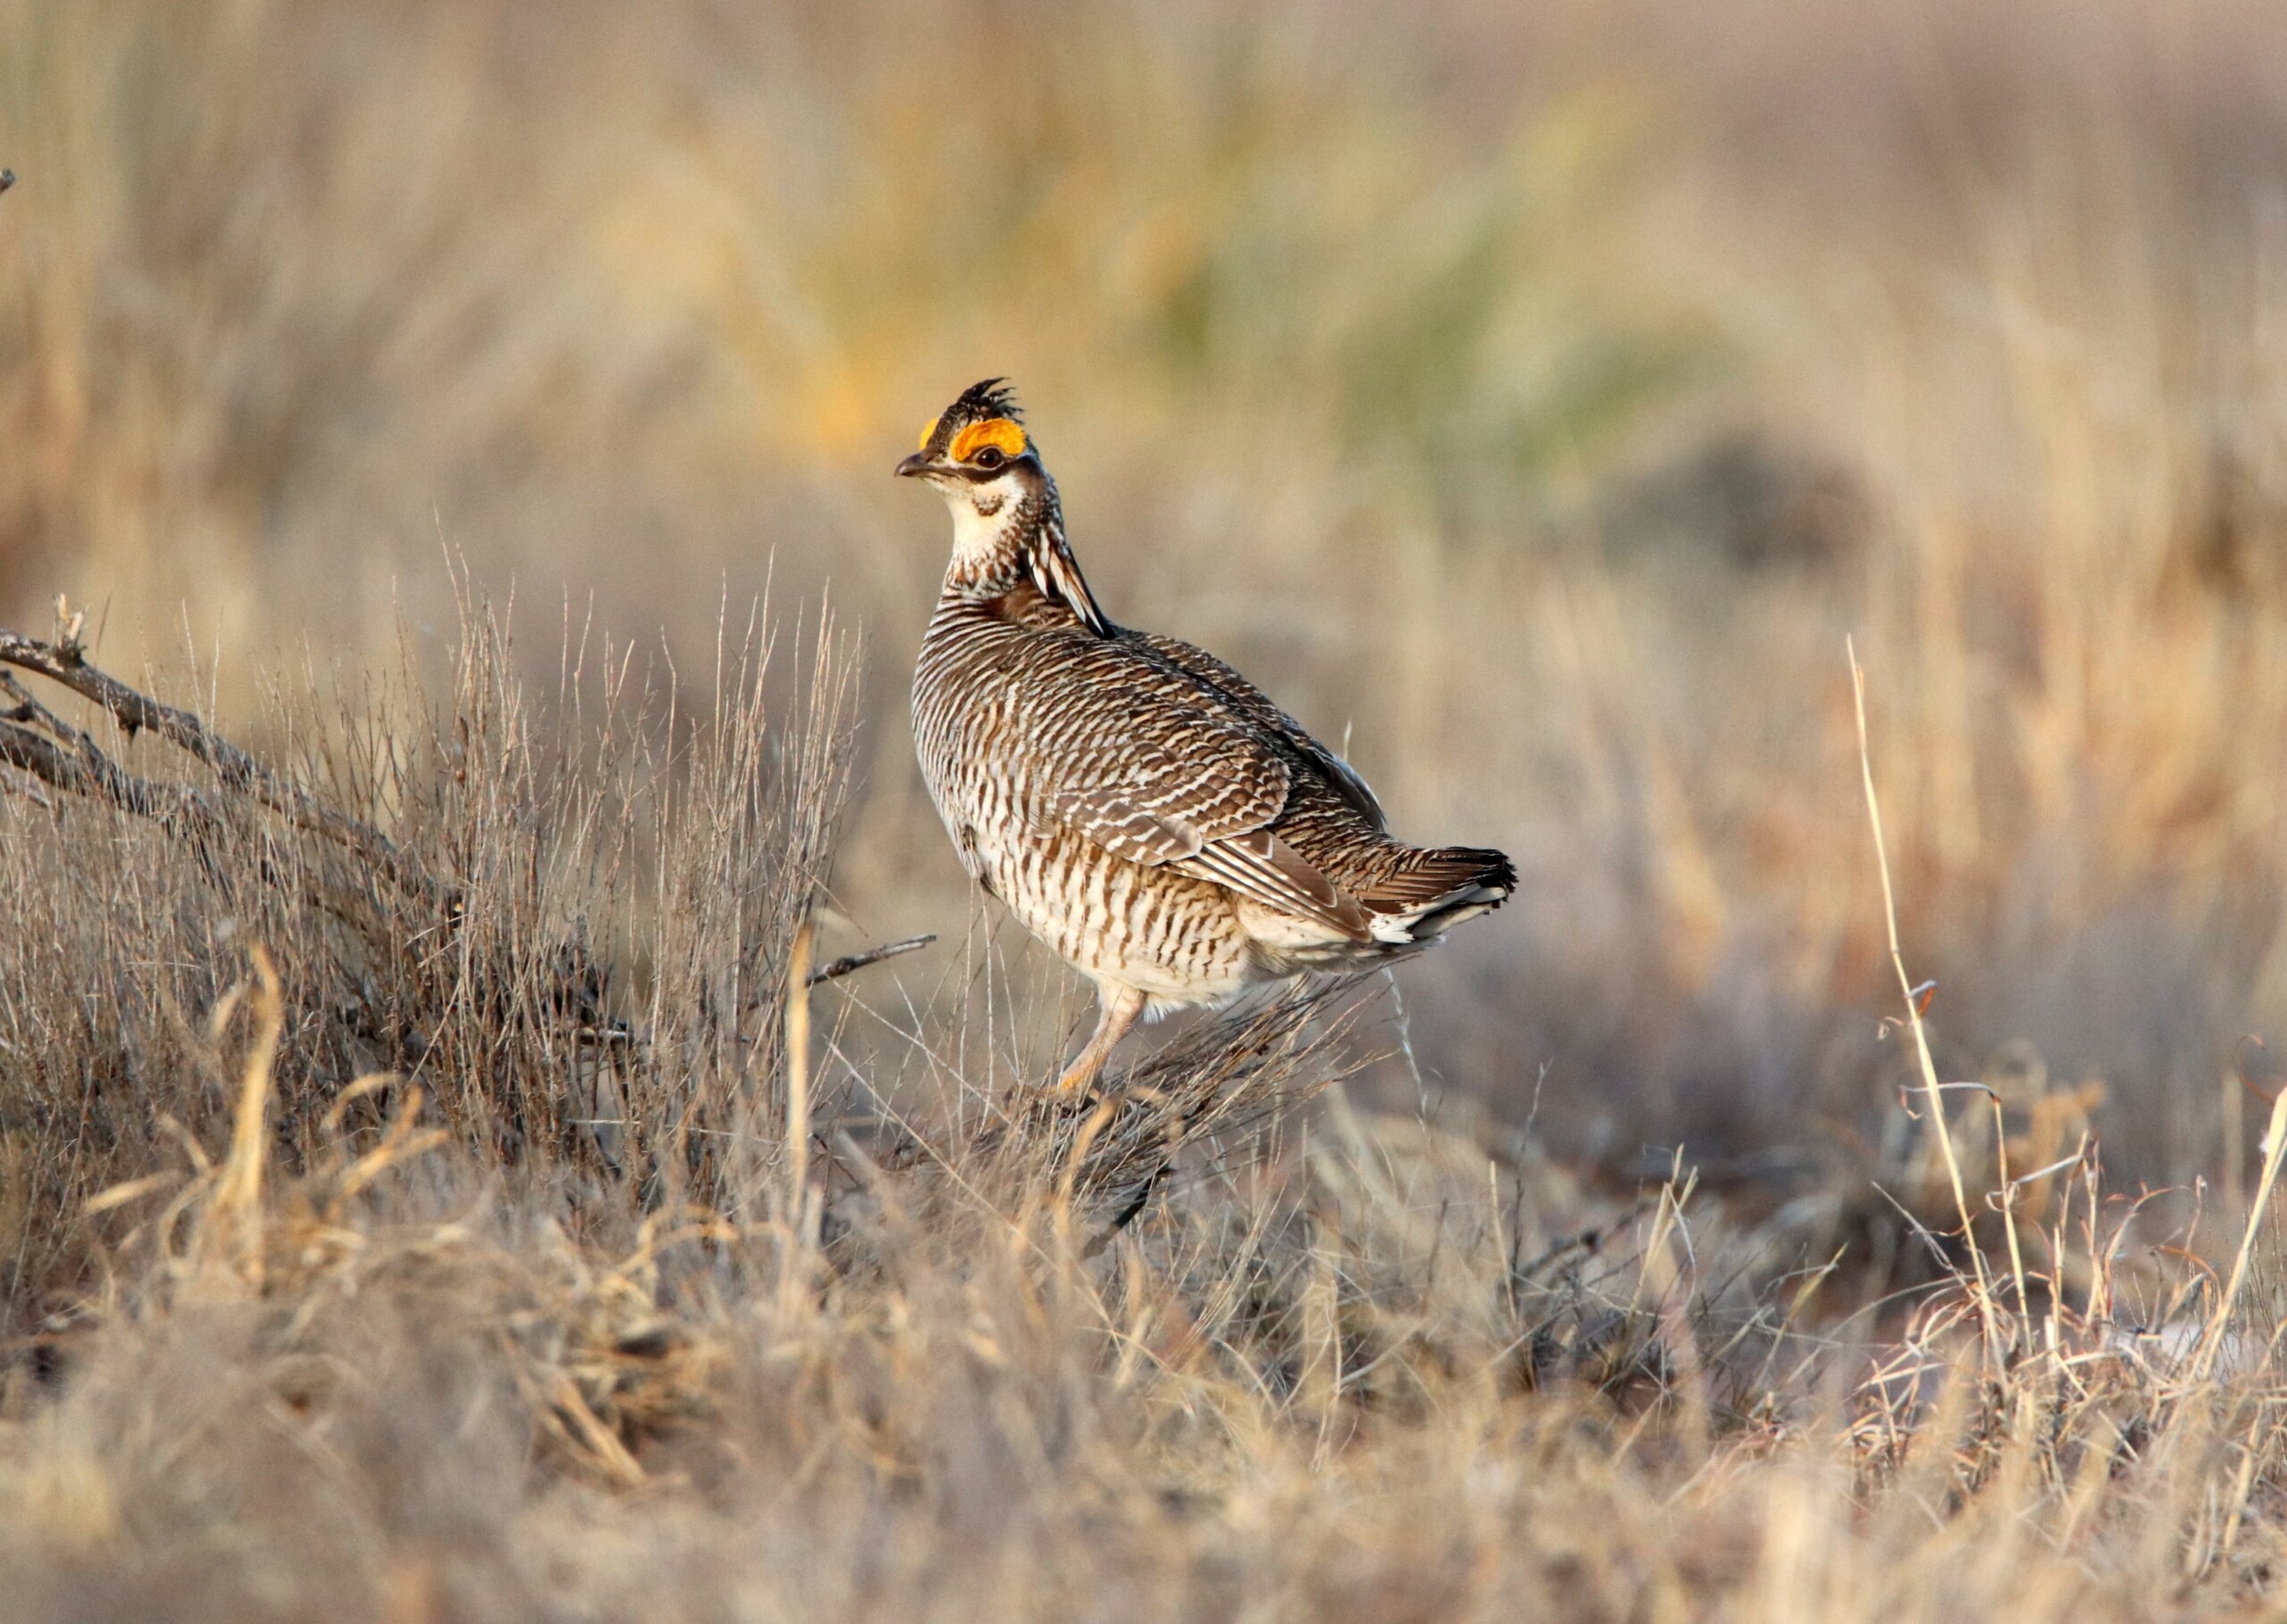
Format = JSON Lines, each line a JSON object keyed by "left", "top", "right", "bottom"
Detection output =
{"left": 972, "top": 445, "right": 1006, "bottom": 470}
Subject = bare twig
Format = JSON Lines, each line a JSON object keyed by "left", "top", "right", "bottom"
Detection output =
{"left": 806, "top": 933, "right": 935, "bottom": 986}
{"left": 0, "top": 712, "right": 230, "bottom": 844}
{"left": 0, "top": 626, "right": 446, "bottom": 906}
{"left": 4, "top": 668, "right": 105, "bottom": 770}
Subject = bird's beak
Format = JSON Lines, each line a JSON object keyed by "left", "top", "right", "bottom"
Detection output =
{"left": 895, "top": 452, "right": 934, "bottom": 480}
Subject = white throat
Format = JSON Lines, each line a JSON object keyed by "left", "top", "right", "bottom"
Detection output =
{"left": 946, "top": 486, "right": 1022, "bottom": 567}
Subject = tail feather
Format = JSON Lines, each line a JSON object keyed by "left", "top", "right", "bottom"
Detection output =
{"left": 1361, "top": 845, "right": 1515, "bottom": 944}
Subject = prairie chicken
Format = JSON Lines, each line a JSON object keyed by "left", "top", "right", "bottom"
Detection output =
{"left": 902, "top": 380, "right": 1514, "bottom": 1095}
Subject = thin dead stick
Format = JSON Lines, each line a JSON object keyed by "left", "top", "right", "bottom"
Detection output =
{"left": 806, "top": 933, "right": 934, "bottom": 986}
{"left": 1989, "top": 1092, "right": 2031, "bottom": 1326}
{"left": 0, "top": 709, "right": 230, "bottom": 844}
{"left": 0, "top": 626, "right": 443, "bottom": 905}
{"left": 1848, "top": 636, "right": 2003, "bottom": 1358}
{"left": 3, "top": 668, "right": 91, "bottom": 758}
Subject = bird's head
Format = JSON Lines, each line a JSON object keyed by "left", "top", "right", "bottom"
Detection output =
{"left": 896, "top": 379, "right": 1044, "bottom": 534}
{"left": 899, "top": 378, "right": 1108, "bottom": 628}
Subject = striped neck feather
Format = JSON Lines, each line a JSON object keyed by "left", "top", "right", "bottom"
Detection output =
{"left": 943, "top": 486, "right": 1110, "bottom": 637}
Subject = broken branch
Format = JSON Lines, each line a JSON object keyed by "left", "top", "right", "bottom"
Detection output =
{"left": 0, "top": 713, "right": 229, "bottom": 844}
{"left": 806, "top": 933, "right": 935, "bottom": 986}
{"left": 0, "top": 627, "right": 446, "bottom": 906}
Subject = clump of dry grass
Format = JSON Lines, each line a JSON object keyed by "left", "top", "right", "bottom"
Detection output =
{"left": 0, "top": 582, "right": 860, "bottom": 1307}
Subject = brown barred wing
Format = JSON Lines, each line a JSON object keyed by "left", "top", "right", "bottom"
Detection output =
{"left": 1040, "top": 730, "right": 1286, "bottom": 858}
{"left": 1177, "top": 828, "right": 1372, "bottom": 939}
{"left": 1021, "top": 643, "right": 1370, "bottom": 939}
{"left": 1127, "top": 629, "right": 1386, "bottom": 832}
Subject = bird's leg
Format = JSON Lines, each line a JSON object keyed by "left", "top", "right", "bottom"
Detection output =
{"left": 1050, "top": 984, "right": 1148, "bottom": 1096}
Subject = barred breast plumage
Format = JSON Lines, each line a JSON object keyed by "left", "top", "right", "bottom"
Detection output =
{"left": 901, "top": 380, "right": 1515, "bottom": 1094}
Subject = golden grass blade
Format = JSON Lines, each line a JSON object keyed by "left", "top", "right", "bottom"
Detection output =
{"left": 1850, "top": 636, "right": 2003, "bottom": 1360}
{"left": 202, "top": 946, "right": 284, "bottom": 1293}
{"left": 2192, "top": 1082, "right": 2287, "bottom": 1383}
{"left": 785, "top": 917, "right": 814, "bottom": 1251}
{"left": 81, "top": 1173, "right": 180, "bottom": 1218}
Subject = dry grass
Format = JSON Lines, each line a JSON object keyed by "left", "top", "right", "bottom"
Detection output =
{"left": 13, "top": 0, "right": 2287, "bottom": 1615}
{"left": 0, "top": 574, "right": 2282, "bottom": 1624}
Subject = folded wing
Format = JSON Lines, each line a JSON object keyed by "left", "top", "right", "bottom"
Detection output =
{"left": 1025, "top": 644, "right": 1373, "bottom": 941}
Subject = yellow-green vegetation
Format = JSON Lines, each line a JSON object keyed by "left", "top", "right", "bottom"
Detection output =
{"left": 9, "top": 1, "right": 2287, "bottom": 1617}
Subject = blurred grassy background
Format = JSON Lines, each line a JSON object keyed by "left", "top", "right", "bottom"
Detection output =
{"left": 8, "top": 0, "right": 2287, "bottom": 1195}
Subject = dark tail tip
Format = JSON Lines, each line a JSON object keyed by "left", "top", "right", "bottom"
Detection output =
{"left": 1423, "top": 845, "right": 1516, "bottom": 902}
{"left": 1364, "top": 845, "right": 1516, "bottom": 917}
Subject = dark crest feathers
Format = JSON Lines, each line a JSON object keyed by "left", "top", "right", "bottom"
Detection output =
{"left": 950, "top": 377, "right": 1022, "bottom": 425}
{"left": 923, "top": 378, "right": 1026, "bottom": 457}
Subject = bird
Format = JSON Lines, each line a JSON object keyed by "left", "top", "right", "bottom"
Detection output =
{"left": 901, "top": 379, "right": 1514, "bottom": 1096}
